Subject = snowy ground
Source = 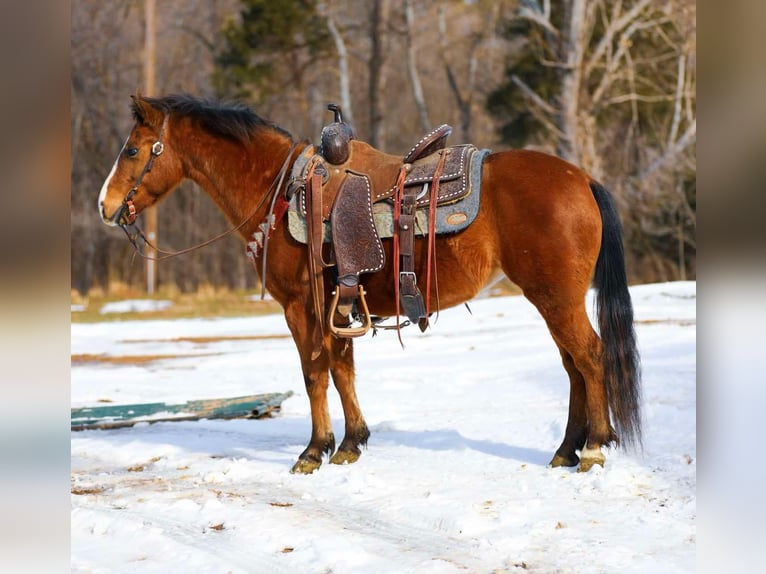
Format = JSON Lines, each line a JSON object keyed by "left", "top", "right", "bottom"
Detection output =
{"left": 71, "top": 282, "right": 696, "bottom": 573}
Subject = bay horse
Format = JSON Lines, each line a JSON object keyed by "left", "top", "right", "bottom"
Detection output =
{"left": 97, "top": 94, "right": 641, "bottom": 474}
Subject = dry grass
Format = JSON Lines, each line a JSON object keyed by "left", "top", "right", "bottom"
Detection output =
{"left": 71, "top": 285, "right": 281, "bottom": 323}
{"left": 71, "top": 333, "right": 290, "bottom": 366}
{"left": 635, "top": 318, "right": 696, "bottom": 326}
{"left": 71, "top": 486, "right": 106, "bottom": 496}
{"left": 122, "top": 334, "right": 292, "bottom": 344}
{"left": 71, "top": 352, "right": 222, "bottom": 366}
{"left": 71, "top": 278, "right": 521, "bottom": 324}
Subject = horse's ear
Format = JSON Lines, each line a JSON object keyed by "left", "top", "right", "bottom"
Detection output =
{"left": 130, "top": 94, "right": 163, "bottom": 129}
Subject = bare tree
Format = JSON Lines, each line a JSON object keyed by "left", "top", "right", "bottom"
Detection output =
{"left": 501, "top": 0, "right": 696, "bottom": 280}
{"left": 512, "top": 0, "right": 695, "bottom": 177}
{"left": 403, "top": 0, "right": 431, "bottom": 131}
{"left": 436, "top": 0, "right": 505, "bottom": 143}
{"left": 368, "top": 0, "right": 390, "bottom": 147}
{"left": 323, "top": 4, "right": 355, "bottom": 127}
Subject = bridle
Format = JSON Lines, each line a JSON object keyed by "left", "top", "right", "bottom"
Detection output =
{"left": 115, "top": 114, "right": 169, "bottom": 226}
{"left": 116, "top": 118, "right": 303, "bottom": 266}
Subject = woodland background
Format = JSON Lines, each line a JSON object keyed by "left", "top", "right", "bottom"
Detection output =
{"left": 71, "top": 0, "right": 696, "bottom": 295}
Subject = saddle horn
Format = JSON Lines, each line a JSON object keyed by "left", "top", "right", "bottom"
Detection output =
{"left": 320, "top": 103, "right": 354, "bottom": 165}
{"left": 328, "top": 103, "right": 343, "bottom": 123}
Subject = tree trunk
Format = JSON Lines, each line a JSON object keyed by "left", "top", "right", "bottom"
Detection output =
{"left": 404, "top": 0, "right": 430, "bottom": 132}
{"left": 368, "top": 0, "right": 388, "bottom": 147}
{"left": 556, "top": 0, "right": 587, "bottom": 164}
{"left": 326, "top": 12, "right": 354, "bottom": 128}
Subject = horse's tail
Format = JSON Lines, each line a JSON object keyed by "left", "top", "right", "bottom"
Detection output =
{"left": 590, "top": 181, "right": 642, "bottom": 450}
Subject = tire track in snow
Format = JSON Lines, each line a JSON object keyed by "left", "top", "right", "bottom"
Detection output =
{"left": 72, "top": 501, "right": 293, "bottom": 574}
{"left": 273, "top": 486, "right": 495, "bottom": 571}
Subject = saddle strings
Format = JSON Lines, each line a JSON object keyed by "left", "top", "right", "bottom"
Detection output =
{"left": 121, "top": 141, "right": 301, "bottom": 263}
{"left": 425, "top": 150, "right": 448, "bottom": 324}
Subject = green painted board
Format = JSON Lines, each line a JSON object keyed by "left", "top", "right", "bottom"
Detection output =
{"left": 71, "top": 391, "right": 293, "bottom": 431}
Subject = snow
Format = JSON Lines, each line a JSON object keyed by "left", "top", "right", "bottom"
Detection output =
{"left": 98, "top": 299, "right": 173, "bottom": 314}
{"left": 71, "top": 282, "right": 696, "bottom": 573}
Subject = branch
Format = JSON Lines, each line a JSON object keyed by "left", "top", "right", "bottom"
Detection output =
{"left": 511, "top": 75, "right": 564, "bottom": 139}
{"left": 643, "top": 119, "right": 696, "bottom": 177}
{"left": 591, "top": 19, "right": 641, "bottom": 105}
{"left": 604, "top": 93, "right": 679, "bottom": 105}
{"left": 510, "top": 74, "right": 556, "bottom": 115}
{"left": 591, "top": 17, "right": 671, "bottom": 106}
{"left": 584, "top": 0, "right": 653, "bottom": 78}
{"left": 667, "top": 53, "right": 685, "bottom": 148}
{"left": 175, "top": 25, "right": 215, "bottom": 53}
{"left": 517, "top": 6, "right": 559, "bottom": 37}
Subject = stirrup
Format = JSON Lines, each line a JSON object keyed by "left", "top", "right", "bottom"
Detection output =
{"left": 328, "top": 286, "right": 372, "bottom": 338}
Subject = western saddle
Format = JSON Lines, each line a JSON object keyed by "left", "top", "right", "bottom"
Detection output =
{"left": 278, "top": 104, "right": 480, "bottom": 357}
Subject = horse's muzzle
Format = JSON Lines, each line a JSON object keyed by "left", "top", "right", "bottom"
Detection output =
{"left": 101, "top": 199, "right": 136, "bottom": 227}
{"left": 100, "top": 203, "right": 119, "bottom": 226}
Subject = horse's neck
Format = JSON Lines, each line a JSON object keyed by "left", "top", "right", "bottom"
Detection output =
{"left": 179, "top": 126, "right": 293, "bottom": 226}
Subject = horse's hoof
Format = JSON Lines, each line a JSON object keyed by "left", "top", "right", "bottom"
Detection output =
{"left": 549, "top": 452, "right": 579, "bottom": 468}
{"left": 329, "top": 449, "right": 360, "bottom": 465}
{"left": 290, "top": 459, "right": 321, "bottom": 475}
{"left": 577, "top": 447, "right": 605, "bottom": 472}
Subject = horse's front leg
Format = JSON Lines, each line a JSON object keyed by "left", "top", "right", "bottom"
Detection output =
{"left": 284, "top": 303, "right": 335, "bottom": 474}
{"left": 328, "top": 338, "right": 370, "bottom": 465}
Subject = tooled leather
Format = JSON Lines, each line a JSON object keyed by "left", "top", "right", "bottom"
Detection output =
{"left": 379, "top": 144, "right": 474, "bottom": 203}
{"left": 330, "top": 172, "right": 385, "bottom": 280}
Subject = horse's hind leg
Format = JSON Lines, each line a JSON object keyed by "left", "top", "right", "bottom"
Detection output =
{"left": 534, "top": 299, "right": 618, "bottom": 471}
{"left": 549, "top": 348, "right": 588, "bottom": 468}
{"left": 327, "top": 338, "right": 370, "bottom": 465}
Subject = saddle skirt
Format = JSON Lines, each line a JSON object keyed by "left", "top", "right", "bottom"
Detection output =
{"left": 286, "top": 142, "right": 490, "bottom": 243}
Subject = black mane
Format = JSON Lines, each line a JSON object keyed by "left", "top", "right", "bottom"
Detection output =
{"left": 135, "top": 94, "right": 291, "bottom": 143}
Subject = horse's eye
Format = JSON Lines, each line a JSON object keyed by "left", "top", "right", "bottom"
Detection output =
{"left": 126, "top": 147, "right": 139, "bottom": 158}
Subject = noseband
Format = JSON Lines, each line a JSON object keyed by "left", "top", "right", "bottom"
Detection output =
{"left": 116, "top": 113, "right": 169, "bottom": 225}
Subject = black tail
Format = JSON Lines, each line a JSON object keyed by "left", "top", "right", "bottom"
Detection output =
{"left": 590, "top": 181, "right": 642, "bottom": 449}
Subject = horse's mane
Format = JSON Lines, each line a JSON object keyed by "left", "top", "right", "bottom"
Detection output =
{"left": 135, "top": 94, "right": 291, "bottom": 143}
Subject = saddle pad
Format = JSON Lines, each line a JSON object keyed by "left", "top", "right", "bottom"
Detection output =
{"left": 287, "top": 148, "right": 490, "bottom": 243}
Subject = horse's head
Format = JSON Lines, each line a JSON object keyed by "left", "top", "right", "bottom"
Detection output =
{"left": 98, "top": 95, "right": 183, "bottom": 226}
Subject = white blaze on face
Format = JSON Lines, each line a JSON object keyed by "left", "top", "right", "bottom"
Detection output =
{"left": 98, "top": 138, "right": 128, "bottom": 225}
